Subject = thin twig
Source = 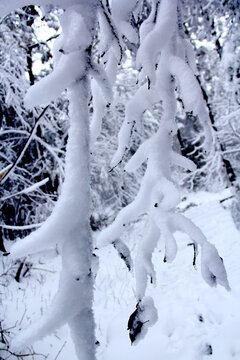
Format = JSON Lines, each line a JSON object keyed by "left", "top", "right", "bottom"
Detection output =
{"left": 0, "top": 348, "right": 34, "bottom": 357}
{"left": 188, "top": 242, "right": 198, "bottom": 266}
{"left": 30, "top": 267, "right": 56, "bottom": 273}
{"left": 229, "top": 119, "right": 240, "bottom": 140}
{"left": 54, "top": 341, "right": 67, "bottom": 360}
{"left": 99, "top": 0, "right": 123, "bottom": 64}
{"left": 0, "top": 106, "right": 49, "bottom": 185}
{"left": 109, "top": 158, "right": 123, "bottom": 173}
{"left": 0, "top": 177, "right": 49, "bottom": 202}
{"left": 29, "top": 34, "right": 60, "bottom": 50}
{"left": 0, "top": 223, "right": 43, "bottom": 230}
{"left": 109, "top": 120, "right": 136, "bottom": 172}
{"left": 19, "top": 307, "right": 27, "bottom": 326}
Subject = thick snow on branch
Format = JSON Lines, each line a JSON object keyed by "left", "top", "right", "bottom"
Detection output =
{"left": 111, "top": 0, "right": 138, "bottom": 43}
{"left": 170, "top": 213, "right": 230, "bottom": 290}
{"left": 135, "top": 221, "right": 159, "bottom": 299}
{"left": 90, "top": 51, "right": 118, "bottom": 145}
{"left": 25, "top": 8, "right": 95, "bottom": 107}
{"left": 139, "top": 0, "right": 158, "bottom": 42}
{"left": 169, "top": 55, "right": 213, "bottom": 150}
{"left": 111, "top": 83, "right": 156, "bottom": 168}
{"left": 98, "top": 123, "right": 196, "bottom": 298}
{"left": 136, "top": 0, "right": 178, "bottom": 84}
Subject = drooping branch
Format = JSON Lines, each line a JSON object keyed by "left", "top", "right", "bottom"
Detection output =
{"left": 98, "top": 0, "right": 230, "bottom": 344}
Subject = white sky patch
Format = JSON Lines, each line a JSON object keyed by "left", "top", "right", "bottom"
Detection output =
{"left": 195, "top": 38, "right": 216, "bottom": 51}
{"left": 31, "top": 9, "right": 61, "bottom": 76}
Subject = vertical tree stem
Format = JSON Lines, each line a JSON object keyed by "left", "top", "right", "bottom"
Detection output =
{"left": 63, "top": 79, "right": 96, "bottom": 360}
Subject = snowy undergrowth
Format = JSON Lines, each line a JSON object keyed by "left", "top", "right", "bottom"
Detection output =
{"left": 0, "top": 253, "right": 75, "bottom": 359}
{"left": 98, "top": 189, "right": 240, "bottom": 360}
{"left": 1, "top": 188, "right": 239, "bottom": 360}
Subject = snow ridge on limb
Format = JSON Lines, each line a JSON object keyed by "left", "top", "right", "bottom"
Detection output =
{"left": 111, "top": 83, "right": 157, "bottom": 168}
{"left": 113, "top": 238, "right": 133, "bottom": 272}
{"left": 90, "top": 51, "right": 118, "bottom": 145}
{"left": 139, "top": 0, "right": 159, "bottom": 43}
{"left": 170, "top": 213, "right": 230, "bottom": 291}
{"left": 135, "top": 220, "right": 159, "bottom": 299}
{"left": 111, "top": 0, "right": 139, "bottom": 43}
{"left": 201, "top": 242, "right": 230, "bottom": 290}
{"left": 89, "top": 0, "right": 123, "bottom": 145}
{"left": 136, "top": 0, "right": 178, "bottom": 84}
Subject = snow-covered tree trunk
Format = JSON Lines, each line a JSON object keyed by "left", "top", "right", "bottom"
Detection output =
{"left": 62, "top": 80, "right": 95, "bottom": 360}
{"left": 0, "top": 2, "right": 98, "bottom": 359}
{"left": 10, "top": 79, "right": 96, "bottom": 359}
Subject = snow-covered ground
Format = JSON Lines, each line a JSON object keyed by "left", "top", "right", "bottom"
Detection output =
{"left": 1, "top": 188, "right": 240, "bottom": 359}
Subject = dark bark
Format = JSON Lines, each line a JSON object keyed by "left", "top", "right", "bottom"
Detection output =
{"left": 196, "top": 75, "right": 236, "bottom": 185}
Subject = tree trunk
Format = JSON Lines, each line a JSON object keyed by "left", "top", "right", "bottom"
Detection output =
{"left": 64, "top": 80, "right": 96, "bottom": 360}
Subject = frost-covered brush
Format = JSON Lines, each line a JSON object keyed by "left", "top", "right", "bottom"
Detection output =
{"left": 0, "top": 9, "right": 67, "bottom": 251}
{"left": 0, "top": 0, "right": 230, "bottom": 358}
{"left": 97, "top": 0, "right": 230, "bottom": 345}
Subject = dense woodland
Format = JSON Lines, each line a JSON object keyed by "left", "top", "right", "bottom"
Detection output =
{"left": 0, "top": 1, "right": 239, "bottom": 360}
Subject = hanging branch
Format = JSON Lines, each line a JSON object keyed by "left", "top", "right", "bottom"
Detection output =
{"left": 99, "top": 0, "right": 123, "bottom": 64}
